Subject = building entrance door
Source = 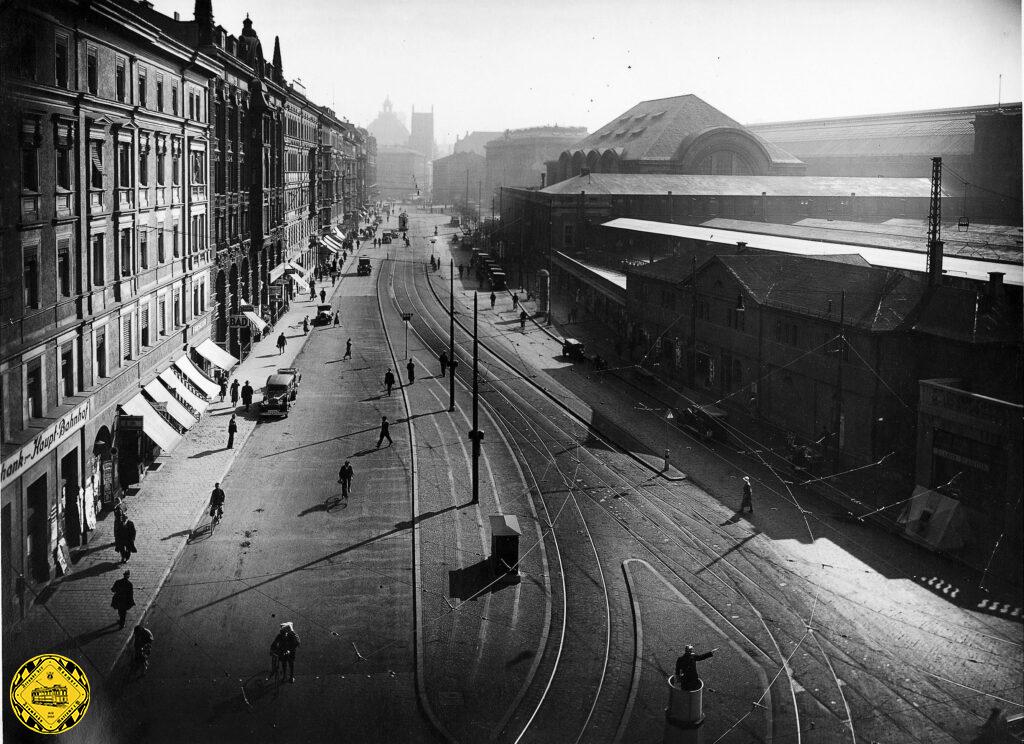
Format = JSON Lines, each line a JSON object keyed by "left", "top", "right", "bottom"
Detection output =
{"left": 26, "top": 475, "right": 49, "bottom": 583}
{"left": 61, "top": 450, "right": 82, "bottom": 547}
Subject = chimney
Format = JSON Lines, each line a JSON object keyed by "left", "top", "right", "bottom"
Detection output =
{"left": 736, "top": 241, "right": 747, "bottom": 251}
{"left": 173, "top": 11, "right": 180, "bottom": 19}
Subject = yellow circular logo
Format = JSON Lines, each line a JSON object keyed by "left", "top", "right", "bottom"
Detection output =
{"left": 9, "top": 654, "right": 90, "bottom": 734}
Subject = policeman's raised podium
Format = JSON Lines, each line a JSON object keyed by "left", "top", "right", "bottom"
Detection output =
{"left": 489, "top": 515, "right": 522, "bottom": 584}
{"left": 664, "top": 675, "right": 705, "bottom": 744}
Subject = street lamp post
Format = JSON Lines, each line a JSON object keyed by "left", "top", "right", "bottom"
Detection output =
{"left": 449, "top": 258, "right": 456, "bottom": 412}
{"left": 468, "top": 292, "right": 483, "bottom": 504}
{"left": 401, "top": 311, "right": 413, "bottom": 359}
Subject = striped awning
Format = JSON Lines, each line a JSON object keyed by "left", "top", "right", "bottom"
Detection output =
{"left": 120, "top": 394, "right": 182, "bottom": 451}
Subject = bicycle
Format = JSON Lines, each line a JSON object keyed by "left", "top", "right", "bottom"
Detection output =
{"left": 130, "top": 642, "right": 152, "bottom": 676}
{"left": 209, "top": 504, "right": 224, "bottom": 532}
{"left": 267, "top": 652, "right": 287, "bottom": 684}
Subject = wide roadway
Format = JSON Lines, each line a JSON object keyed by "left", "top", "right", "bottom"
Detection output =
{"left": 110, "top": 254, "right": 435, "bottom": 743}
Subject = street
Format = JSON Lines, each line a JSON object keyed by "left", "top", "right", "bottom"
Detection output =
{"left": 96, "top": 208, "right": 1022, "bottom": 743}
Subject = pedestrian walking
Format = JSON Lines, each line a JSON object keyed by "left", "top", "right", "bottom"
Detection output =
{"left": 219, "top": 379, "right": 227, "bottom": 403}
{"left": 338, "top": 460, "right": 354, "bottom": 498}
{"left": 302, "top": 316, "right": 309, "bottom": 335}
{"left": 230, "top": 379, "right": 240, "bottom": 406}
{"left": 330, "top": 272, "right": 336, "bottom": 287}
{"left": 227, "top": 414, "right": 238, "bottom": 449}
{"left": 119, "top": 518, "right": 137, "bottom": 563}
{"left": 490, "top": 291, "right": 496, "bottom": 310}
{"left": 333, "top": 311, "right": 340, "bottom": 327}
{"left": 344, "top": 338, "right": 353, "bottom": 360}
{"left": 520, "top": 309, "right": 528, "bottom": 331}
{"left": 512, "top": 292, "right": 519, "bottom": 310}
{"left": 675, "top": 645, "right": 716, "bottom": 691}
{"left": 458, "top": 264, "right": 464, "bottom": 279}
{"left": 320, "top": 289, "right": 326, "bottom": 303}
{"left": 740, "top": 476, "right": 753, "bottom": 513}
{"left": 241, "top": 381, "right": 254, "bottom": 411}
{"left": 277, "top": 333, "right": 287, "bottom": 355}
{"left": 376, "top": 416, "right": 393, "bottom": 448}
{"left": 309, "top": 286, "right": 316, "bottom": 301}
{"left": 384, "top": 369, "right": 395, "bottom": 396}
{"left": 406, "top": 358, "right": 416, "bottom": 384}
{"left": 111, "top": 571, "right": 135, "bottom": 629}
{"left": 113, "top": 510, "right": 126, "bottom": 560}
{"left": 270, "top": 622, "right": 300, "bottom": 684}
{"left": 439, "top": 350, "right": 449, "bottom": 378}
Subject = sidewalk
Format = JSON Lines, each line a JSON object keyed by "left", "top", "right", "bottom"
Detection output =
{"left": 3, "top": 263, "right": 349, "bottom": 683}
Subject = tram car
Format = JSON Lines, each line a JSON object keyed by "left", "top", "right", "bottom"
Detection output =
{"left": 398, "top": 212, "right": 409, "bottom": 232}
{"left": 32, "top": 684, "right": 69, "bottom": 707}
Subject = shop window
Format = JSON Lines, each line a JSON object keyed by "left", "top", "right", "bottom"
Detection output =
{"left": 87, "top": 47, "right": 98, "bottom": 95}
{"left": 92, "top": 234, "right": 105, "bottom": 286}
{"left": 55, "top": 35, "right": 69, "bottom": 88}
{"left": 57, "top": 239, "right": 71, "bottom": 297}
{"left": 115, "top": 57, "right": 126, "bottom": 102}
{"left": 25, "top": 357, "right": 43, "bottom": 419}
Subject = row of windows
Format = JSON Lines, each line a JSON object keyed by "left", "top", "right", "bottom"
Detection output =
{"left": 17, "top": 279, "right": 206, "bottom": 430}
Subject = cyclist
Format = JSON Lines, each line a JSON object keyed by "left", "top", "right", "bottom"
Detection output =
{"left": 133, "top": 624, "right": 154, "bottom": 672}
{"left": 209, "top": 482, "right": 226, "bottom": 523}
{"left": 270, "top": 621, "right": 300, "bottom": 683}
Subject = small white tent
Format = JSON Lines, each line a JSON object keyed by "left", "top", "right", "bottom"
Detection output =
{"left": 897, "top": 485, "right": 966, "bottom": 552}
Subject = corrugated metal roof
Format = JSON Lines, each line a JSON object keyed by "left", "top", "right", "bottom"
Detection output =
{"left": 602, "top": 217, "right": 1024, "bottom": 286}
{"left": 542, "top": 173, "right": 940, "bottom": 197}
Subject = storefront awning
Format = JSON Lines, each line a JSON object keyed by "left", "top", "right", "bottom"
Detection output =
{"left": 143, "top": 380, "right": 197, "bottom": 429}
{"left": 318, "top": 238, "right": 338, "bottom": 255}
{"left": 269, "top": 263, "right": 287, "bottom": 283}
{"left": 158, "top": 369, "right": 208, "bottom": 414}
{"left": 194, "top": 338, "right": 239, "bottom": 372}
{"left": 120, "top": 394, "right": 182, "bottom": 452}
{"left": 288, "top": 261, "right": 309, "bottom": 278}
{"left": 287, "top": 266, "right": 310, "bottom": 293}
{"left": 174, "top": 355, "right": 221, "bottom": 398}
{"left": 324, "top": 235, "right": 345, "bottom": 252}
{"left": 242, "top": 310, "right": 269, "bottom": 334}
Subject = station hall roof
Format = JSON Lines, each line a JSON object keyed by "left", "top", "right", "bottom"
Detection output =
{"left": 540, "top": 173, "right": 942, "bottom": 198}
{"left": 568, "top": 94, "right": 802, "bottom": 164}
{"left": 602, "top": 218, "right": 1024, "bottom": 287}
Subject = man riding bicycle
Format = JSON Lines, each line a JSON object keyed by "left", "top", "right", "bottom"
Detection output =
{"left": 209, "top": 482, "right": 226, "bottom": 522}
{"left": 270, "top": 621, "right": 300, "bottom": 683}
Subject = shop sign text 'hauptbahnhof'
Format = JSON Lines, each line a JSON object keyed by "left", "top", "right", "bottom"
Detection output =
{"left": 1, "top": 402, "right": 92, "bottom": 489}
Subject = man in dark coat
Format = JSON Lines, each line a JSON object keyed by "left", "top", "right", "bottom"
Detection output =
{"left": 120, "top": 518, "right": 137, "bottom": 563}
{"left": 383, "top": 369, "right": 395, "bottom": 396}
{"left": 230, "top": 379, "right": 240, "bottom": 406}
{"left": 219, "top": 379, "right": 227, "bottom": 403}
{"left": 270, "top": 622, "right": 301, "bottom": 683}
{"left": 675, "top": 645, "right": 715, "bottom": 691}
{"left": 344, "top": 339, "right": 352, "bottom": 360}
{"left": 113, "top": 511, "right": 126, "bottom": 560}
{"left": 111, "top": 570, "right": 135, "bottom": 629}
{"left": 241, "top": 381, "right": 254, "bottom": 411}
{"left": 741, "top": 476, "right": 753, "bottom": 513}
{"left": 227, "top": 415, "right": 238, "bottom": 449}
{"left": 406, "top": 359, "right": 416, "bottom": 384}
{"left": 377, "top": 416, "right": 393, "bottom": 448}
{"left": 439, "top": 351, "right": 449, "bottom": 378}
{"left": 490, "top": 291, "right": 496, "bottom": 309}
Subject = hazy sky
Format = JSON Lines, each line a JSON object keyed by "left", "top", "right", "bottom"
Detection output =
{"left": 156, "top": 0, "right": 1021, "bottom": 150}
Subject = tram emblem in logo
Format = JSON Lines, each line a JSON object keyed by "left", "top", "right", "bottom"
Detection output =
{"left": 9, "top": 654, "right": 90, "bottom": 734}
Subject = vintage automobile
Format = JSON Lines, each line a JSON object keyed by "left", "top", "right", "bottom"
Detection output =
{"left": 259, "top": 368, "right": 301, "bottom": 420}
{"left": 562, "top": 338, "right": 586, "bottom": 360}
{"left": 313, "top": 304, "right": 334, "bottom": 326}
{"left": 677, "top": 404, "right": 730, "bottom": 444}
{"left": 381, "top": 235, "right": 392, "bottom": 244}
{"left": 357, "top": 257, "right": 372, "bottom": 276}
{"left": 489, "top": 270, "right": 507, "bottom": 291}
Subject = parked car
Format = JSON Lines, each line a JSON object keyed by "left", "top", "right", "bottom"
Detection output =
{"left": 357, "top": 257, "right": 372, "bottom": 276}
{"left": 381, "top": 235, "right": 392, "bottom": 244}
{"left": 562, "top": 338, "right": 586, "bottom": 360}
{"left": 489, "top": 270, "right": 507, "bottom": 291}
{"left": 313, "top": 304, "right": 333, "bottom": 326}
{"left": 259, "top": 368, "right": 301, "bottom": 420}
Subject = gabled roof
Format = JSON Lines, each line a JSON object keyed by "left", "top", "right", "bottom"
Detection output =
{"left": 568, "top": 94, "right": 802, "bottom": 165}
{"left": 713, "top": 254, "right": 927, "bottom": 331}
